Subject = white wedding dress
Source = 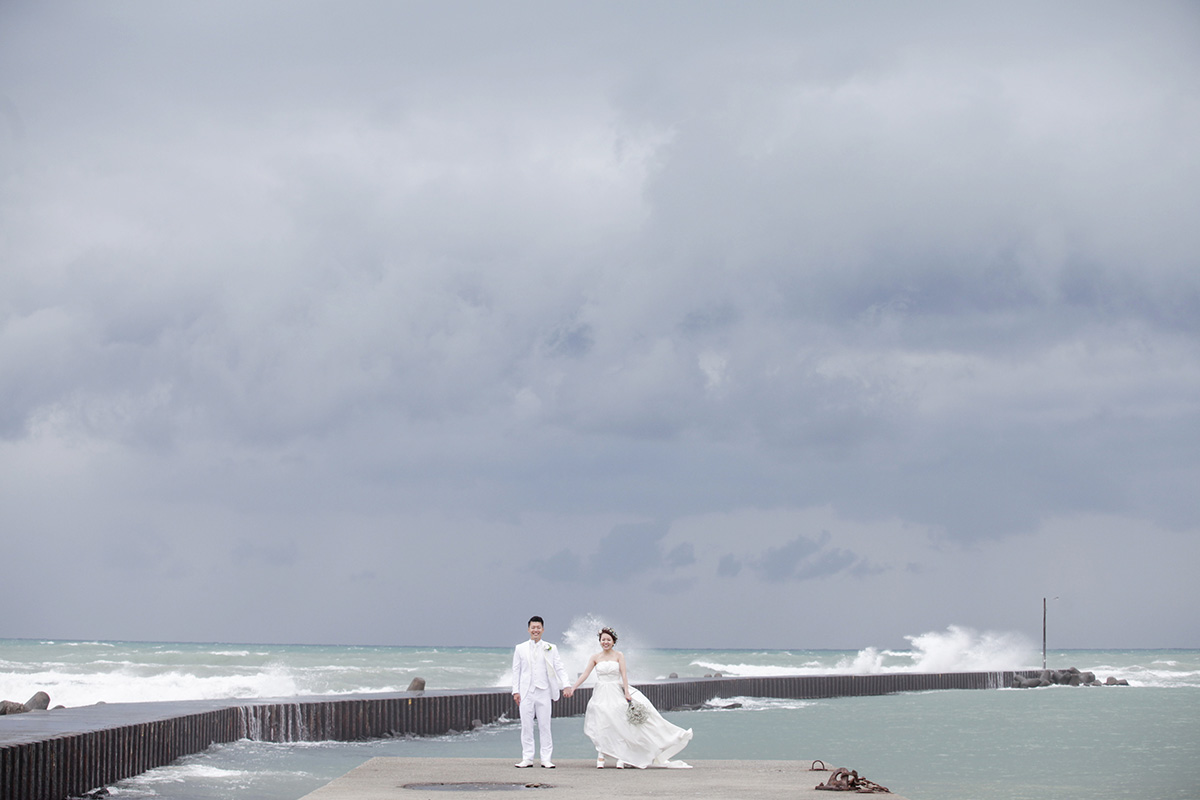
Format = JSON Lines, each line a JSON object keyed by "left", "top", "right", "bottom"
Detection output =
{"left": 583, "top": 661, "right": 692, "bottom": 769}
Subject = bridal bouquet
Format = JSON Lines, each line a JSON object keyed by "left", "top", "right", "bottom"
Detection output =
{"left": 626, "top": 700, "right": 649, "bottom": 726}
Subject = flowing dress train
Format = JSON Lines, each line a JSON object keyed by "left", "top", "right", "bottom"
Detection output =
{"left": 583, "top": 661, "right": 692, "bottom": 769}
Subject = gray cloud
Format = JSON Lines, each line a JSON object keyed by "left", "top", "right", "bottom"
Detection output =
{"left": 1, "top": 0, "right": 1198, "bottom": 648}
{"left": 753, "top": 532, "right": 870, "bottom": 582}
{"left": 716, "top": 555, "right": 743, "bottom": 578}
{"left": 535, "top": 521, "right": 697, "bottom": 584}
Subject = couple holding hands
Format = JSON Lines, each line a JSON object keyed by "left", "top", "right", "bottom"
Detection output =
{"left": 511, "top": 615, "right": 692, "bottom": 770}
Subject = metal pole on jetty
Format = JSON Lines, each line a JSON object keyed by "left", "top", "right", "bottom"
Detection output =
{"left": 1042, "top": 595, "right": 1059, "bottom": 670}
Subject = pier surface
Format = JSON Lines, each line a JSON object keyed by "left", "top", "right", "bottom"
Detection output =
{"left": 299, "top": 757, "right": 910, "bottom": 800}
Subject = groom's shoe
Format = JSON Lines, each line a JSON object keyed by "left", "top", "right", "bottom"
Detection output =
{"left": 514, "top": 760, "right": 534, "bottom": 768}
{"left": 541, "top": 761, "right": 556, "bottom": 769}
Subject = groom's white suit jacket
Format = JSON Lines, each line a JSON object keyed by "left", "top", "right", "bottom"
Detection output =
{"left": 512, "top": 640, "right": 570, "bottom": 701}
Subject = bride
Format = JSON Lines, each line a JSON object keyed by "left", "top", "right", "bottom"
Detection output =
{"left": 566, "top": 627, "right": 692, "bottom": 769}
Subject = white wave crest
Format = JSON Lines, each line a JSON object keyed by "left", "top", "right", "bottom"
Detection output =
{"left": 902, "top": 626, "right": 1036, "bottom": 673}
{"left": 0, "top": 665, "right": 304, "bottom": 707}
{"left": 688, "top": 660, "right": 829, "bottom": 677}
{"left": 1090, "top": 663, "right": 1200, "bottom": 689}
{"left": 692, "top": 626, "right": 1036, "bottom": 677}
{"left": 828, "top": 626, "right": 1034, "bottom": 674}
{"left": 704, "top": 695, "right": 816, "bottom": 712}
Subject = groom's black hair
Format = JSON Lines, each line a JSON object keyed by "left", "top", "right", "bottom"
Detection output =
{"left": 528, "top": 616, "right": 544, "bottom": 626}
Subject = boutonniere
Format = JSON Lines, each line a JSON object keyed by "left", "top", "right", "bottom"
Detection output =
{"left": 543, "top": 643, "right": 552, "bottom": 651}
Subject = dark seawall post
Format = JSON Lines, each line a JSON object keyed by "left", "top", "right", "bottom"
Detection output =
{"left": 0, "top": 671, "right": 1035, "bottom": 800}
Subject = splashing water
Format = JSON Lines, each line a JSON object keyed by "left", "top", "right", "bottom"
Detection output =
{"left": 904, "top": 625, "right": 1037, "bottom": 672}
{"left": 836, "top": 626, "right": 1036, "bottom": 674}
{"left": 833, "top": 647, "right": 888, "bottom": 673}
{"left": 557, "top": 613, "right": 654, "bottom": 683}
{"left": 690, "top": 626, "right": 1039, "bottom": 678}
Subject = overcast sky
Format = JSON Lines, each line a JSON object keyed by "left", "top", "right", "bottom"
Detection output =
{"left": 2, "top": 1, "right": 1198, "bottom": 651}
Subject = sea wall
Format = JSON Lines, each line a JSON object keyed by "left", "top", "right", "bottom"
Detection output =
{"left": 0, "top": 670, "right": 1037, "bottom": 800}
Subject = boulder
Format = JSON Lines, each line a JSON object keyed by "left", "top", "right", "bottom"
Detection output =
{"left": 1015, "top": 666, "right": 1127, "bottom": 688}
{"left": 407, "top": 677, "right": 426, "bottom": 692}
{"left": 668, "top": 672, "right": 678, "bottom": 679}
{"left": 1047, "top": 667, "right": 1081, "bottom": 685}
{"left": 0, "top": 700, "right": 28, "bottom": 715}
{"left": 25, "top": 691, "right": 51, "bottom": 710}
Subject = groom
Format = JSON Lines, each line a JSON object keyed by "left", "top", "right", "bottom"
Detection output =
{"left": 512, "top": 615, "right": 573, "bottom": 768}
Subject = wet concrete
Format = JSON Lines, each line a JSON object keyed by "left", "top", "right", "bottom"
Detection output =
{"left": 298, "top": 757, "right": 910, "bottom": 800}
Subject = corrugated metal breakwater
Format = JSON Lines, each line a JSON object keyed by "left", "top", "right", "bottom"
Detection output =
{"left": 1, "top": 671, "right": 1035, "bottom": 800}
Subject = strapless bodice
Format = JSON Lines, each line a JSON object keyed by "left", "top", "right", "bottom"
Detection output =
{"left": 594, "top": 660, "right": 621, "bottom": 682}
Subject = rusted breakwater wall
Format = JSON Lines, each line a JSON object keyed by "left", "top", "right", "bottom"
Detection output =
{"left": 1, "top": 670, "right": 1036, "bottom": 800}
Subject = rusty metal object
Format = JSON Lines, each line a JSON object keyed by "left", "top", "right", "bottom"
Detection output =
{"left": 815, "top": 767, "right": 891, "bottom": 793}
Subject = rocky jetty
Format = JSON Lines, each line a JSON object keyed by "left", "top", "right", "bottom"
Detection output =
{"left": 0, "top": 691, "right": 54, "bottom": 714}
{"left": 1012, "top": 667, "right": 1129, "bottom": 688}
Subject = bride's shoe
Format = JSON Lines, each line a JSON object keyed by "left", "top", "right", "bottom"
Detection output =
{"left": 596, "top": 757, "right": 605, "bottom": 769}
{"left": 616, "top": 760, "right": 625, "bottom": 769}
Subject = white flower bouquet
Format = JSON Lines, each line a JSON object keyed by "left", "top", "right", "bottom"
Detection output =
{"left": 626, "top": 700, "right": 649, "bottom": 726}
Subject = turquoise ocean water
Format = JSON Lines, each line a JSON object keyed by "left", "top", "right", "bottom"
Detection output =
{"left": 2, "top": 622, "right": 1197, "bottom": 800}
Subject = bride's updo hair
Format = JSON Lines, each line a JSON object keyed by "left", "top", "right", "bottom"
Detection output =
{"left": 598, "top": 627, "right": 618, "bottom": 643}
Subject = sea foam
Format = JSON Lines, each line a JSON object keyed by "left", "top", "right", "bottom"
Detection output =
{"left": 690, "top": 626, "right": 1036, "bottom": 678}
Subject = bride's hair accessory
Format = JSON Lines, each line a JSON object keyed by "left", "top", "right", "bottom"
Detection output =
{"left": 598, "top": 627, "right": 618, "bottom": 642}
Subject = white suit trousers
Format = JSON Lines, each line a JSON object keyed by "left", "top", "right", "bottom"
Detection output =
{"left": 519, "top": 685, "right": 554, "bottom": 761}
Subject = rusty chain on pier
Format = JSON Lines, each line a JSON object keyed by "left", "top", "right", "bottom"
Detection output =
{"left": 815, "top": 767, "right": 891, "bottom": 793}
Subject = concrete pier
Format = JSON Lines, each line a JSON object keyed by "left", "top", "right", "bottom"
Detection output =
{"left": 299, "top": 757, "right": 912, "bottom": 800}
{"left": 1, "top": 671, "right": 1034, "bottom": 800}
